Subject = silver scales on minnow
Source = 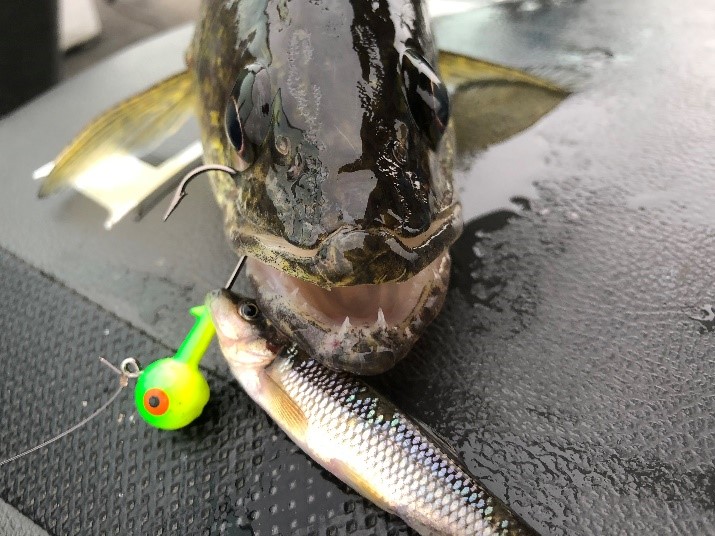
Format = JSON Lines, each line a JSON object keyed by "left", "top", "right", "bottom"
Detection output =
{"left": 33, "top": 0, "right": 568, "bottom": 534}
{"left": 208, "top": 289, "right": 537, "bottom": 536}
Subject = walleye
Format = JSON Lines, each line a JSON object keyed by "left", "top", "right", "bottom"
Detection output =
{"left": 208, "top": 289, "right": 538, "bottom": 536}
{"left": 38, "top": 0, "right": 567, "bottom": 374}
{"left": 189, "top": 0, "right": 460, "bottom": 374}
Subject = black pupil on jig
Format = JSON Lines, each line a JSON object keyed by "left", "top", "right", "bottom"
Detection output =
{"left": 148, "top": 396, "right": 160, "bottom": 408}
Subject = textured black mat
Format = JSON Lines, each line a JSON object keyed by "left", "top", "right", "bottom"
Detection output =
{"left": 0, "top": 248, "right": 412, "bottom": 535}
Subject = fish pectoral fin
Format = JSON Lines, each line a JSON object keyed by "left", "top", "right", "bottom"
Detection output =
{"left": 438, "top": 51, "right": 566, "bottom": 93}
{"left": 259, "top": 373, "right": 309, "bottom": 443}
{"left": 38, "top": 69, "right": 197, "bottom": 199}
{"left": 438, "top": 51, "right": 570, "bottom": 154}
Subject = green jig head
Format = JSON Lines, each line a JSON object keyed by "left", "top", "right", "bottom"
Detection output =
{"left": 135, "top": 305, "right": 214, "bottom": 430}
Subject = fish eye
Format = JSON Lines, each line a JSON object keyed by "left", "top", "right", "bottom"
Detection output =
{"left": 143, "top": 387, "right": 170, "bottom": 416}
{"left": 399, "top": 49, "right": 450, "bottom": 149}
{"left": 225, "top": 98, "right": 244, "bottom": 152}
{"left": 239, "top": 301, "right": 260, "bottom": 321}
{"left": 225, "top": 63, "right": 273, "bottom": 171}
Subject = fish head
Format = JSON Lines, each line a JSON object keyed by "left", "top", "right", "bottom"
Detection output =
{"left": 205, "top": 289, "right": 288, "bottom": 369}
{"left": 194, "top": 0, "right": 461, "bottom": 373}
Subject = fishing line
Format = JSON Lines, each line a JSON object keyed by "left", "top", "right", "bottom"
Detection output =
{"left": 0, "top": 357, "right": 141, "bottom": 467}
{"left": 1, "top": 164, "right": 249, "bottom": 459}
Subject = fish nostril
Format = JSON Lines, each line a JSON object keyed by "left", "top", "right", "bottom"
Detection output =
{"left": 288, "top": 153, "right": 304, "bottom": 178}
{"left": 275, "top": 135, "right": 290, "bottom": 156}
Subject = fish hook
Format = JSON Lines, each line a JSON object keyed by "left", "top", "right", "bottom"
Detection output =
{"left": 161, "top": 162, "right": 246, "bottom": 290}
{"left": 162, "top": 163, "right": 238, "bottom": 221}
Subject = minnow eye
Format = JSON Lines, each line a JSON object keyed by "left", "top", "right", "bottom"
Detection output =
{"left": 143, "top": 388, "right": 170, "bottom": 416}
{"left": 400, "top": 49, "right": 450, "bottom": 149}
{"left": 239, "top": 301, "right": 260, "bottom": 321}
{"left": 225, "top": 63, "right": 273, "bottom": 171}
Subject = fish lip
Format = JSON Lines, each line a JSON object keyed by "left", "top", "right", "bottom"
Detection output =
{"left": 231, "top": 202, "right": 462, "bottom": 288}
{"left": 245, "top": 253, "right": 451, "bottom": 375}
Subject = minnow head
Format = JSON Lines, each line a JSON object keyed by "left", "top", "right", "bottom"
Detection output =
{"left": 205, "top": 289, "right": 288, "bottom": 369}
{"left": 193, "top": 0, "right": 461, "bottom": 373}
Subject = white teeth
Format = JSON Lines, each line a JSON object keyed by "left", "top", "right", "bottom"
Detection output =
{"left": 432, "top": 268, "right": 441, "bottom": 280}
{"left": 337, "top": 316, "right": 352, "bottom": 339}
{"left": 404, "top": 326, "right": 413, "bottom": 338}
{"left": 289, "top": 287, "right": 300, "bottom": 297}
{"left": 267, "top": 278, "right": 279, "bottom": 293}
{"left": 376, "top": 307, "right": 387, "bottom": 330}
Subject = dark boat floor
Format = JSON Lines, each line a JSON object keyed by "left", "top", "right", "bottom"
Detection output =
{"left": 1, "top": 1, "right": 714, "bottom": 534}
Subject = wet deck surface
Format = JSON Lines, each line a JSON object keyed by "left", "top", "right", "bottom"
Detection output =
{"left": 1, "top": 1, "right": 714, "bottom": 534}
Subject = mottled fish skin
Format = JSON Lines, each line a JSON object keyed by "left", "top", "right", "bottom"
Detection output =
{"left": 38, "top": 0, "right": 568, "bottom": 376}
{"left": 189, "top": 0, "right": 461, "bottom": 288}
{"left": 210, "top": 291, "right": 538, "bottom": 536}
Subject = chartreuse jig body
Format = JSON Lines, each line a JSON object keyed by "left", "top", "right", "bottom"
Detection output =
{"left": 134, "top": 305, "right": 214, "bottom": 430}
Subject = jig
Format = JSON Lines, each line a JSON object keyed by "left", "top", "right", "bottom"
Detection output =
{"left": 133, "top": 256, "right": 245, "bottom": 430}
{"left": 133, "top": 163, "right": 243, "bottom": 430}
{"left": 134, "top": 306, "right": 213, "bottom": 429}
{"left": 0, "top": 165, "right": 247, "bottom": 465}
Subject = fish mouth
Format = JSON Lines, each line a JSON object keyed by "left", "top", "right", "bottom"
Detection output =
{"left": 233, "top": 202, "right": 462, "bottom": 288}
{"left": 245, "top": 252, "right": 451, "bottom": 375}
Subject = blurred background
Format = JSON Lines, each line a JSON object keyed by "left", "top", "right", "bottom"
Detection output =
{"left": 0, "top": 0, "right": 201, "bottom": 116}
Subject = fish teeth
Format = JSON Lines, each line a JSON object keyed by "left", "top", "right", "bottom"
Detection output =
{"left": 376, "top": 307, "right": 387, "bottom": 330}
{"left": 337, "top": 316, "right": 352, "bottom": 339}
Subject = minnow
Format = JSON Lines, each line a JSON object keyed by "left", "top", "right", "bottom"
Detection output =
{"left": 38, "top": 0, "right": 566, "bottom": 374}
{"left": 207, "top": 289, "right": 538, "bottom": 536}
